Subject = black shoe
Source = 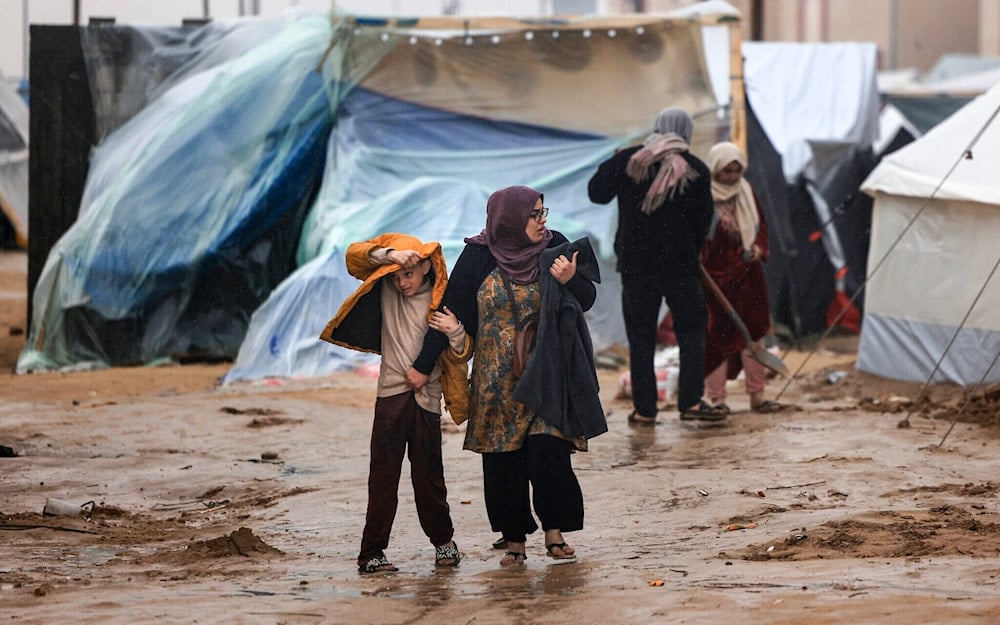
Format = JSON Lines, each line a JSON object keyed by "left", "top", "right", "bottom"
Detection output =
{"left": 679, "top": 400, "right": 728, "bottom": 422}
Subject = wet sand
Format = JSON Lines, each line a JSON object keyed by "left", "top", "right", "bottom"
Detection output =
{"left": 2, "top": 249, "right": 999, "bottom": 624}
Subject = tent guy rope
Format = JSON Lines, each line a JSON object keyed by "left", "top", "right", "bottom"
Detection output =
{"left": 935, "top": 342, "right": 1000, "bottom": 448}
{"left": 897, "top": 250, "right": 1000, "bottom": 429}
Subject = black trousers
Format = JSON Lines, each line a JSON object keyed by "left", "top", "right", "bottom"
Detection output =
{"left": 482, "top": 434, "right": 584, "bottom": 544}
{"left": 621, "top": 268, "right": 707, "bottom": 415}
{"left": 358, "top": 391, "right": 454, "bottom": 564}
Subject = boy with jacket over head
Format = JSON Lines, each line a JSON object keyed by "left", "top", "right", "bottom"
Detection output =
{"left": 320, "top": 233, "right": 470, "bottom": 575}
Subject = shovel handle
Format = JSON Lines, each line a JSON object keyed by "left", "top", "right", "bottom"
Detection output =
{"left": 699, "top": 263, "right": 788, "bottom": 377}
{"left": 699, "top": 263, "right": 754, "bottom": 344}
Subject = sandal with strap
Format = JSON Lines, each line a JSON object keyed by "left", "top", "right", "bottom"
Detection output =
{"left": 680, "top": 400, "right": 728, "bottom": 422}
{"left": 627, "top": 410, "right": 657, "bottom": 426}
{"left": 434, "top": 541, "right": 461, "bottom": 568}
{"left": 713, "top": 403, "right": 731, "bottom": 416}
{"left": 358, "top": 553, "right": 398, "bottom": 575}
{"left": 752, "top": 400, "right": 789, "bottom": 414}
{"left": 500, "top": 551, "right": 527, "bottom": 567}
{"left": 545, "top": 542, "right": 577, "bottom": 560}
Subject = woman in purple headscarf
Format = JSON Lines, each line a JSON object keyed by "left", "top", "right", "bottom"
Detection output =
{"left": 411, "top": 185, "right": 604, "bottom": 566}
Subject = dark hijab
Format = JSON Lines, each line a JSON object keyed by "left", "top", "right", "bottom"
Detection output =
{"left": 465, "top": 185, "right": 553, "bottom": 283}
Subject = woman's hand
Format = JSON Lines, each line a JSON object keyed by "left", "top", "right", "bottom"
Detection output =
{"left": 550, "top": 251, "right": 578, "bottom": 285}
{"left": 746, "top": 244, "right": 763, "bottom": 262}
{"left": 428, "top": 306, "right": 460, "bottom": 334}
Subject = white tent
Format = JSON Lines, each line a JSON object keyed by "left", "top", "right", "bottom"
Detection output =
{"left": 857, "top": 81, "right": 1000, "bottom": 385}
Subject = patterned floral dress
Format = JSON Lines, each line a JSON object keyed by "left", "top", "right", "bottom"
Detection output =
{"left": 463, "top": 268, "right": 587, "bottom": 453}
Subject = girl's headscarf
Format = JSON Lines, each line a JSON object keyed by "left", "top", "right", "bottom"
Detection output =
{"left": 707, "top": 141, "right": 759, "bottom": 251}
{"left": 626, "top": 107, "right": 700, "bottom": 215}
{"left": 465, "top": 185, "right": 552, "bottom": 283}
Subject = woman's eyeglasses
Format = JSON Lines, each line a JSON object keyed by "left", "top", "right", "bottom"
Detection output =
{"left": 530, "top": 207, "right": 549, "bottom": 222}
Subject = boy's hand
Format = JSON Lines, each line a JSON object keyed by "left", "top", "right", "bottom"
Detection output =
{"left": 549, "top": 251, "right": 578, "bottom": 285}
{"left": 405, "top": 367, "right": 428, "bottom": 391}
{"left": 428, "top": 306, "right": 460, "bottom": 334}
{"left": 387, "top": 249, "right": 423, "bottom": 269}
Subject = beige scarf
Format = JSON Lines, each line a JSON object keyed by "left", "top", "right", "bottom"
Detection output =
{"left": 707, "top": 142, "right": 758, "bottom": 251}
{"left": 626, "top": 133, "right": 700, "bottom": 215}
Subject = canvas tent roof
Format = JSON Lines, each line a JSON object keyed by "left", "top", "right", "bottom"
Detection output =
{"left": 879, "top": 53, "right": 1000, "bottom": 96}
{"left": 878, "top": 53, "right": 1000, "bottom": 136}
{"left": 862, "top": 82, "right": 1000, "bottom": 205}
{"left": 857, "top": 81, "right": 1000, "bottom": 385}
{"left": 924, "top": 53, "right": 1000, "bottom": 85}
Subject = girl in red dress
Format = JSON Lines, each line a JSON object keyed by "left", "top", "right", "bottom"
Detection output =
{"left": 701, "top": 142, "right": 786, "bottom": 414}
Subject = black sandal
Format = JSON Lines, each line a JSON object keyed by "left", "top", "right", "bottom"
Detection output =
{"left": 500, "top": 551, "right": 527, "bottom": 566}
{"left": 627, "top": 410, "right": 657, "bottom": 426}
{"left": 680, "top": 400, "right": 728, "bottom": 422}
{"left": 545, "top": 542, "right": 577, "bottom": 560}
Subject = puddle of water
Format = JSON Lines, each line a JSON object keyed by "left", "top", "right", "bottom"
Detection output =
{"left": 332, "top": 557, "right": 598, "bottom": 602}
{"left": 67, "top": 545, "right": 120, "bottom": 566}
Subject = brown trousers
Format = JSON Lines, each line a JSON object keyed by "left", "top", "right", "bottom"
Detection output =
{"left": 358, "top": 391, "right": 454, "bottom": 564}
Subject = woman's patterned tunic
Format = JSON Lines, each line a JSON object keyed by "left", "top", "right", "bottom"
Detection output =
{"left": 463, "top": 267, "right": 587, "bottom": 453}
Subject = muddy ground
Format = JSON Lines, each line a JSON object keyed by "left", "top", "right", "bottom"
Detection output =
{"left": 2, "top": 249, "right": 999, "bottom": 624}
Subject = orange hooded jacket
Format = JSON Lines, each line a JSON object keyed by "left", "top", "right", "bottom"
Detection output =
{"left": 319, "top": 233, "right": 472, "bottom": 424}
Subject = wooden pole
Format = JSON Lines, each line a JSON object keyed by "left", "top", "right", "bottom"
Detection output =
{"left": 727, "top": 19, "right": 747, "bottom": 154}
{"left": 22, "top": 0, "right": 30, "bottom": 79}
